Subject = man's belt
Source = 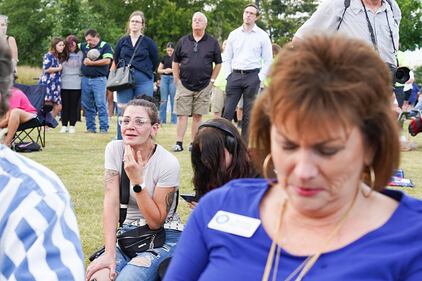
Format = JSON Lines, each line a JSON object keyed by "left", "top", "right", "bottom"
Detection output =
{"left": 232, "top": 68, "right": 260, "bottom": 74}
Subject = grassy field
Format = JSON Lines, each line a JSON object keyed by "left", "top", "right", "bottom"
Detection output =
{"left": 15, "top": 66, "right": 422, "bottom": 263}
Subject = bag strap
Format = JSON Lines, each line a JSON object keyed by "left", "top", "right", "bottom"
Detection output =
{"left": 118, "top": 144, "right": 179, "bottom": 227}
{"left": 337, "top": 0, "right": 398, "bottom": 33}
{"left": 119, "top": 158, "right": 130, "bottom": 227}
{"left": 127, "top": 36, "right": 144, "bottom": 67}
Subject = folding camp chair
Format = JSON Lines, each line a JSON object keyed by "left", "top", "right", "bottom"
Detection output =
{"left": 11, "top": 83, "right": 58, "bottom": 147}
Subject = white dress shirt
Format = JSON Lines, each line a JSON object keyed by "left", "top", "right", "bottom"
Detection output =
{"left": 223, "top": 24, "right": 273, "bottom": 81}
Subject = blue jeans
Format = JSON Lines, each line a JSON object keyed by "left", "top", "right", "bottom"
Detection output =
{"left": 81, "top": 76, "right": 109, "bottom": 132}
{"left": 159, "top": 75, "right": 176, "bottom": 124}
{"left": 115, "top": 226, "right": 181, "bottom": 281}
{"left": 116, "top": 69, "right": 154, "bottom": 139}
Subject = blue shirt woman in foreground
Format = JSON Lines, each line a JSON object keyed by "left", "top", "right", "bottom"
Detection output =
{"left": 113, "top": 10, "right": 159, "bottom": 140}
{"left": 164, "top": 35, "right": 422, "bottom": 280}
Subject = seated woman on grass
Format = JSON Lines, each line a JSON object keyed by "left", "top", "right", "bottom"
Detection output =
{"left": 0, "top": 87, "right": 37, "bottom": 147}
{"left": 188, "top": 118, "right": 256, "bottom": 207}
{"left": 86, "top": 97, "right": 182, "bottom": 281}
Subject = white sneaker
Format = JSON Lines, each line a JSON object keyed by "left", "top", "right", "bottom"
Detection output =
{"left": 60, "top": 126, "right": 68, "bottom": 133}
{"left": 68, "top": 126, "right": 76, "bottom": 134}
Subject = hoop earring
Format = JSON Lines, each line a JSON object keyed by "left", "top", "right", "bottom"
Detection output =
{"left": 362, "top": 166, "right": 375, "bottom": 198}
{"left": 262, "top": 153, "right": 273, "bottom": 179}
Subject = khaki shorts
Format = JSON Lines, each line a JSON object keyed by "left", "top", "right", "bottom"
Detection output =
{"left": 174, "top": 82, "right": 212, "bottom": 116}
{"left": 211, "top": 87, "right": 225, "bottom": 113}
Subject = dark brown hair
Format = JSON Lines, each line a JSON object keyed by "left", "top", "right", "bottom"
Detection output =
{"left": 49, "top": 37, "right": 67, "bottom": 63}
{"left": 244, "top": 3, "right": 260, "bottom": 16}
{"left": 66, "top": 35, "right": 80, "bottom": 53}
{"left": 249, "top": 35, "right": 400, "bottom": 190}
{"left": 191, "top": 118, "right": 255, "bottom": 198}
{"left": 124, "top": 96, "right": 159, "bottom": 125}
{"left": 84, "top": 29, "right": 99, "bottom": 38}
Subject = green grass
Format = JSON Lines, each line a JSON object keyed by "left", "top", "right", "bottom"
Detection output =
{"left": 15, "top": 65, "right": 42, "bottom": 84}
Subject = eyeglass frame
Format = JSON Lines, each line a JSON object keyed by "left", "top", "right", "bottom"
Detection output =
{"left": 118, "top": 116, "right": 152, "bottom": 128}
{"left": 130, "top": 20, "right": 143, "bottom": 24}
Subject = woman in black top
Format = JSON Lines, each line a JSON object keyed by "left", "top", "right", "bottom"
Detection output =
{"left": 157, "top": 42, "right": 176, "bottom": 124}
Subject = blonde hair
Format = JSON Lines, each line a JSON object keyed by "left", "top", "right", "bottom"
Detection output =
{"left": 126, "top": 11, "right": 145, "bottom": 35}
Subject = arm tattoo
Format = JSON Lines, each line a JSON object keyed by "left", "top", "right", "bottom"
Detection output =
{"left": 165, "top": 191, "right": 176, "bottom": 213}
{"left": 104, "top": 169, "right": 119, "bottom": 185}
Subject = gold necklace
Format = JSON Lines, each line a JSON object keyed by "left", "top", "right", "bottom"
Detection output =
{"left": 262, "top": 189, "right": 359, "bottom": 281}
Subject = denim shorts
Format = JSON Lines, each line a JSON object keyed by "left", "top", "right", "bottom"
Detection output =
{"left": 114, "top": 224, "right": 181, "bottom": 281}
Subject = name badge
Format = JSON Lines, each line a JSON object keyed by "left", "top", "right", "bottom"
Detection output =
{"left": 208, "top": 210, "right": 261, "bottom": 238}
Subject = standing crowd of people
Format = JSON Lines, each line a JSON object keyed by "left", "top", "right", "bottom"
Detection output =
{"left": 1, "top": 0, "right": 422, "bottom": 280}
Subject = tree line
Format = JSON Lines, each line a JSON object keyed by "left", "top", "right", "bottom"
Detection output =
{"left": 0, "top": 0, "right": 421, "bottom": 69}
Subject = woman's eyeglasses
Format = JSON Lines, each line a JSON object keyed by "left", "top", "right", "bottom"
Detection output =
{"left": 193, "top": 42, "right": 198, "bottom": 53}
{"left": 130, "top": 20, "right": 143, "bottom": 24}
{"left": 118, "top": 117, "right": 150, "bottom": 127}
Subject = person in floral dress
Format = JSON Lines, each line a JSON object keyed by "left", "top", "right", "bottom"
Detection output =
{"left": 39, "top": 37, "right": 66, "bottom": 117}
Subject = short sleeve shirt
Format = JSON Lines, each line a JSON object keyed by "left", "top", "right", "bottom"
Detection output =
{"left": 104, "top": 141, "right": 181, "bottom": 224}
{"left": 173, "top": 33, "right": 222, "bottom": 91}
{"left": 161, "top": 55, "right": 173, "bottom": 74}
{"left": 80, "top": 41, "right": 113, "bottom": 77}
{"left": 294, "top": 0, "right": 400, "bottom": 66}
{"left": 9, "top": 88, "right": 37, "bottom": 114}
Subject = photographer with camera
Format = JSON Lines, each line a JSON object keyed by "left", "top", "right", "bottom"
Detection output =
{"left": 293, "top": 0, "right": 408, "bottom": 86}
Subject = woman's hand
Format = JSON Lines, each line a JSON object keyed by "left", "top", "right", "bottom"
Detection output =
{"left": 86, "top": 254, "right": 116, "bottom": 281}
{"left": 188, "top": 201, "right": 198, "bottom": 210}
{"left": 123, "top": 145, "right": 145, "bottom": 184}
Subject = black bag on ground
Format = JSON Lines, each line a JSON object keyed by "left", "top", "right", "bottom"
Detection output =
{"left": 14, "top": 141, "right": 41, "bottom": 152}
{"left": 117, "top": 225, "right": 166, "bottom": 258}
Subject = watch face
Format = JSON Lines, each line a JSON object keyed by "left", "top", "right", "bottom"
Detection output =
{"left": 133, "top": 184, "right": 142, "bottom": 193}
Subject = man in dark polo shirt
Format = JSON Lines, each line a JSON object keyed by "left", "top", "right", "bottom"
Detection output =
{"left": 80, "top": 29, "right": 113, "bottom": 133}
{"left": 172, "top": 12, "right": 222, "bottom": 152}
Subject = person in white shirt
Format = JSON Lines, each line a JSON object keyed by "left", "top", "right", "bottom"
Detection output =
{"left": 222, "top": 3, "right": 272, "bottom": 141}
{"left": 0, "top": 37, "right": 85, "bottom": 281}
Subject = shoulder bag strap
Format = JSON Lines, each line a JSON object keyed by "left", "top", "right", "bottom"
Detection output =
{"left": 127, "top": 36, "right": 144, "bottom": 67}
{"left": 119, "top": 155, "right": 130, "bottom": 227}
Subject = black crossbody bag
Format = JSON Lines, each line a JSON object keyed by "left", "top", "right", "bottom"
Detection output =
{"left": 89, "top": 151, "right": 179, "bottom": 261}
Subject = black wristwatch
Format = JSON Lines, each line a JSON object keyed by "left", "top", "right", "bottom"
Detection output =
{"left": 133, "top": 183, "right": 146, "bottom": 193}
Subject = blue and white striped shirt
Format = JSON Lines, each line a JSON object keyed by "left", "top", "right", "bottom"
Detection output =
{"left": 0, "top": 145, "right": 85, "bottom": 280}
